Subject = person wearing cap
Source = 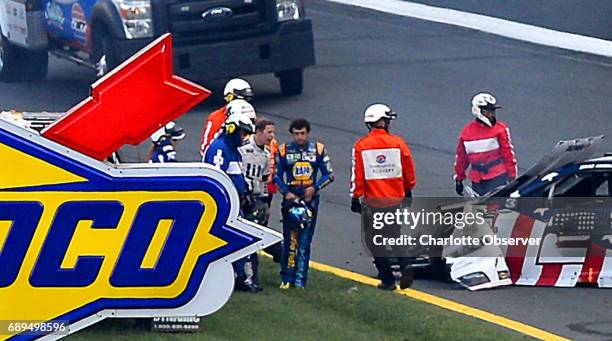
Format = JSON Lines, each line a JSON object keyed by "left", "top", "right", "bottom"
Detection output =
{"left": 148, "top": 121, "right": 185, "bottom": 163}
{"left": 454, "top": 93, "right": 517, "bottom": 196}
{"left": 350, "top": 103, "right": 416, "bottom": 291}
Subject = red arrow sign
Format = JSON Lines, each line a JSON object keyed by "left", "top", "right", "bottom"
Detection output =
{"left": 42, "top": 33, "right": 210, "bottom": 160}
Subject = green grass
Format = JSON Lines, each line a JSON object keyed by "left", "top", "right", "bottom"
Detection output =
{"left": 68, "top": 258, "right": 528, "bottom": 341}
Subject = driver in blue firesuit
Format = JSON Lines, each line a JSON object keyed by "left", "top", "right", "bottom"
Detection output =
{"left": 274, "top": 118, "right": 334, "bottom": 289}
{"left": 148, "top": 121, "right": 185, "bottom": 163}
{"left": 203, "top": 112, "right": 256, "bottom": 291}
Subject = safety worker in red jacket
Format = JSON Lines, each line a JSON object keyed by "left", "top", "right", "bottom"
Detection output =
{"left": 350, "top": 103, "right": 416, "bottom": 291}
{"left": 455, "top": 93, "right": 517, "bottom": 196}
{"left": 199, "top": 78, "right": 254, "bottom": 156}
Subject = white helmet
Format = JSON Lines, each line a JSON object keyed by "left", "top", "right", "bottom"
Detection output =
{"left": 223, "top": 78, "right": 253, "bottom": 102}
{"left": 364, "top": 103, "right": 396, "bottom": 123}
{"left": 471, "top": 93, "right": 501, "bottom": 127}
{"left": 150, "top": 121, "right": 185, "bottom": 143}
{"left": 226, "top": 99, "right": 256, "bottom": 122}
{"left": 224, "top": 112, "right": 255, "bottom": 135}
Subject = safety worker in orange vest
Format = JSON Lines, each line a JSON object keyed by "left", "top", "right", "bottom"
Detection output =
{"left": 350, "top": 103, "right": 416, "bottom": 291}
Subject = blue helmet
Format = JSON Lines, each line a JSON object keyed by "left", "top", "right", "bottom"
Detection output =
{"left": 287, "top": 200, "right": 314, "bottom": 230}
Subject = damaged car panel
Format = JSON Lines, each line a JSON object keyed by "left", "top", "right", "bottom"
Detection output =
{"left": 442, "top": 136, "right": 612, "bottom": 290}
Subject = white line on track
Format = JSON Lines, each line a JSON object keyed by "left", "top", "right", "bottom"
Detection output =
{"left": 323, "top": 0, "right": 612, "bottom": 58}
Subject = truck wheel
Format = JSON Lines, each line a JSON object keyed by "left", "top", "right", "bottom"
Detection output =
{"left": 94, "top": 29, "right": 119, "bottom": 75}
{"left": 0, "top": 34, "right": 18, "bottom": 81}
{"left": 101, "top": 31, "right": 119, "bottom": 74}
{"left": 278, "top": 68, "right": 303, "bottom": 96}
{"left": 23, "top": 49, "right": 48, "bottom": 81}
{"left": 0, "top": 34, "right": 48, "bottom": 81}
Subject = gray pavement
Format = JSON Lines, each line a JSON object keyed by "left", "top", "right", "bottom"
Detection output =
{"left": 409, "top": 0, "right": 612, "bottom": 41}
{"left": 1, "top": 0, "right": 612, "bottom": 339}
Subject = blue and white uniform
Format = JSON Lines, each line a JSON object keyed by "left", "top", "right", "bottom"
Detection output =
{"left": 204, "top": 131, "right": 255, "bottom": 289}
{"left": 274, "top": 140, "right": 334, "bottom": 287}
{"left": 150, "top": 138, "right": 177, "bottom": 163}
{"left": 204, "top": 132, "right": 248, "bottom": 197}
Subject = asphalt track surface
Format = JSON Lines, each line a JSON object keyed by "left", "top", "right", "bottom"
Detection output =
{"left": 409, "top": 0, "right": 612, "bottom": 41}
{"left": 1, "top": 0, "right": 612, "bottom": 339}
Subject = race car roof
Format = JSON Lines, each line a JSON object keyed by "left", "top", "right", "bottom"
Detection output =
{"left": 486, "top": 135, "right": 605, "bottom": 198}
{"left": 584, "top": 155, "right": 612, "bottom": 164}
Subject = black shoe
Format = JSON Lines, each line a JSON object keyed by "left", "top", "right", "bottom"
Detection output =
{"left": 250, "top": 284, "right": 264, "bottom": 292}
{"left": 236, "top": 283, "right": 263, "bottom": 293}
{"left": 234, "top": 281, "right": 251, "bottom": 292}
{"left": 399, "top": 267, "right": 414, "bottom": 289}
{"left": 377, "top": 282, "right": 396, "bottom": 291}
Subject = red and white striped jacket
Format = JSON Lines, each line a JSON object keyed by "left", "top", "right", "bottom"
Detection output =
{"left": 454, "top": 120, "right": 517, "bottom": 183}
{"left": 199, "top": 106, "right": 227, "bottom": 156}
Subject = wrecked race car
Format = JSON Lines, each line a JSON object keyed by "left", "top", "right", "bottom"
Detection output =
{"left": 438, "top": 135, "right": 612, "bottom": 290}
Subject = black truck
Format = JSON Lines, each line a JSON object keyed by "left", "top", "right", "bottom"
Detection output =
{"left": 0, "top": 0, "right": 315, "bottom": 95}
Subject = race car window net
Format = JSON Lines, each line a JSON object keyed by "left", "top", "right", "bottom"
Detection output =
{"left": 595, "top": 178, "right": 610, "bottom": 196}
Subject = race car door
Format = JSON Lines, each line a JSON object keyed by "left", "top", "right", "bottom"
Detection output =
{"left": 495, "top": 167, "right": 612, "bottom": 287}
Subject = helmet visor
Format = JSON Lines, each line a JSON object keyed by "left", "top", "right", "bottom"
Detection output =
{"left": 235, "top": 88, "right": 254, "bottom": 101}
{"left": 480, "top": 103, "right": 501, "bottom": 113}
{"left": 238, "top": 122, "right": 255, "bottom": 134}
{"left": 166, "top": 126, "right": 185, "bottom": 140}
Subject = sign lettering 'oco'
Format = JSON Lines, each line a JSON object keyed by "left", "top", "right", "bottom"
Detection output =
{"left": 0, "top": 34, "right": 281, "bottom": 340}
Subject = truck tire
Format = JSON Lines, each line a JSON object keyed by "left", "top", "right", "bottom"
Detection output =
{"left": 278, "top": 68, "right": 303, "bottom": 96}
{"left": 101, "top": 31, "right": 119, "bottom": 71}
{"left": 0, "top": 34, "right": 18, "bottom": 81}
{"left": 93, "top": 28, "right": 119, "bottom": 75}
{"left": 0, "top": 35, "right": 48, "bottom": 82}
{"left": 24, "top": 49, "right": 48, "bottom": 81}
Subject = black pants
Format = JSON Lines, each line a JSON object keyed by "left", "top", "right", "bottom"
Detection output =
{"left": 472, "top": 174, "right": 509, "bottom": 196}
{"left": 361, "top": 204, "right": 412, "bottom": 285}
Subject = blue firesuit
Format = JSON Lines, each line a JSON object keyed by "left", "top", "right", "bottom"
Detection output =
{"left": 203, "top": 132, "right": 248, "bottom": 196}
{"left": 150, "top": 138, "right": 177, "bottom": 163}
{"left": 204, "top": 132, "right": 250, "bottom": 281}
{"left": 274, "top": 140, "right": 334, "bottom": 287}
